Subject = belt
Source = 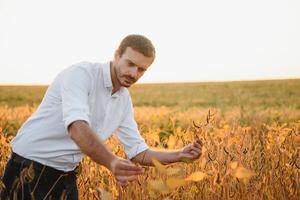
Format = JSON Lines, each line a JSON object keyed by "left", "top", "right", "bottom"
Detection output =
{"left": 10, "top": 152, "right": 78, "bottom": 177}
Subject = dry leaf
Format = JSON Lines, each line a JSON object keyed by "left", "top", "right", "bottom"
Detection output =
{"left": 166, "top": 178, "right": 186, "bottom": 189}
{"left": 148, "top": 179, "right": 169, "bottom": 194}
{"left": 166, "top": 167, "right": 182, "bottom": 176}
{"left": 97, "top": 188, "right": 112, "bottom": 200}
{"left": 152, "top": 158, "right": 167, "bottom": 174}
{"left": 230, "top": 161, "right": 238, "bottom": 169}
{"left": 233, "top": 166, "right": 255, "bottom": 179}
{"left": 185, "top": 171, "right": 206, "bottom": 182}
{"left": 167, "top": 135, "right": 176, "bottom": 149}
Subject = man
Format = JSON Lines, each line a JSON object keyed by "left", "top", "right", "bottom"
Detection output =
{"left": 1, "top": 34, "right": 202, "bottom": 199}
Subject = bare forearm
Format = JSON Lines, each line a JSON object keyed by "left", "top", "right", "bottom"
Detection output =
{"left": 68, "top": 120, "right": 116, "bottom": 169}
{"left": 131, "top": 148, "right": 182, "bottom": 166}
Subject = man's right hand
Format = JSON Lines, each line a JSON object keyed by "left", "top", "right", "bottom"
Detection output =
{"left": 68, "top": 121, "right": 144, "bottom": 186}
{"left": 109, "top": 157, "right": 144, "bottom": 186}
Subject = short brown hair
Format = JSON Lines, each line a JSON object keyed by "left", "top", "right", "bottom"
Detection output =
{"left": 117, "top": 34, "right": 155, "bottom": 59}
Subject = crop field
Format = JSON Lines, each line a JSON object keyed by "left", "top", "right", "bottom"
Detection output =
{"left": 0, "top": 79, "right": 300, "bottom": 199}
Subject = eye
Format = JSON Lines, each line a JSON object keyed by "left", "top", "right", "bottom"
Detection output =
{"left": 138, "top": 67, "right": 146, "bottom": 72}
{"left": 128, "top": 61, "right": 134, "bottom": 66}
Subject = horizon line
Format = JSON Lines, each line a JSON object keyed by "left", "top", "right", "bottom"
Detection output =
{"left": 0, "top": 77, "right": 299, "bottom": 86}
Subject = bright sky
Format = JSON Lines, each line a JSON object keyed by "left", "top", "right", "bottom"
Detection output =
{"left": 0, "top": 0, "right": 300, "bottom": 84}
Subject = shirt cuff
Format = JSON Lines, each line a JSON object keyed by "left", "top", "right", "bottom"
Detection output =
{"left": 126, "top": 142, "right": 149, "bottom": 160}
{"left": 64, "top": 115, "right": 91, "bottom": 131}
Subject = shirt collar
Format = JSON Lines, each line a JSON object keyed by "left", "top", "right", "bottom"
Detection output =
{"left": 103, "top": 61, "right": 113, "bottom": 88}
{"left": 102, "top": 61, "right": 124, "bottom": 97}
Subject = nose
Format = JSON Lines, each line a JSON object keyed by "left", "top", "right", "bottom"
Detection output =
{"left": 129, "top": 66, "right": 138, "bottom": 79}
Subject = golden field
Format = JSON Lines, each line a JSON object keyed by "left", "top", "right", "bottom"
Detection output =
{"left": 0, "top": 79, "right": 300, "bottom": 199}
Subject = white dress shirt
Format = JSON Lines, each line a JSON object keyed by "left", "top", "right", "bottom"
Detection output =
{"left": 11, "top": 61, "right": 149, "bottom": 172}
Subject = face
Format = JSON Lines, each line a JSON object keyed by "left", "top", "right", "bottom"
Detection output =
{"left": 113, "top": 47, "right": 154, "bottom": 88}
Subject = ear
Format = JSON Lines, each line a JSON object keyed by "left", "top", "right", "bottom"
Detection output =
{"left": 114, "top": 50, "right": 121, "bottom": 60}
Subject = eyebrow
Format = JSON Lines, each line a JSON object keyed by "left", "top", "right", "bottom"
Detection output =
{"left": 127, "top": 59, "right": 147, "bottom": 71}
{"left": 127, "top": 59, "right": 137, "bottom": 66}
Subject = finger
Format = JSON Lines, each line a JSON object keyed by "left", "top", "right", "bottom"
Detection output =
{"left": 116, "top": 175, "right": 139, "bottom": 182}
{"left": 116, "top": 180, "right": 128, "bottom": 186}
{"left": 185, "top": 144, "right": 193, "bottom": 151}
{"left": 191, "top": 150, "right": 200, "bottom": 158}
{"left": 181, "top": 153, "right": 195, "bottom": 159}
{"left": 122, "top": 159, "right": 144, "bottom": 168}
{"left": 197, "top": 139, "right": 203, "bottom": 144}
{"left": 192, "top": 142, "right": 200, "bottom": 148}
{"left": 194, "top": 141, "right": 202, "bottom": 149}
{"left": 194, "top": 139, "right": 202, "bottom": 145}
{"left": 194, "top": 144, "right": 202, "bottom": 150}
{"left": 190, "top": 146, "right": 202, "bottom": 154}
{"left": 118, "top": 161, "right": 143, "bottom": 171}
{"left": 116, "top": 178, "right": 127, "bottom": 186}
{"left": 115, "top": 169, "right": 144, "bottom": 176}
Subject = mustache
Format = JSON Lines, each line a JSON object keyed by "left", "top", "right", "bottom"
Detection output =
{"left": 124, "top": 75, "right": 136, "bottom": 82}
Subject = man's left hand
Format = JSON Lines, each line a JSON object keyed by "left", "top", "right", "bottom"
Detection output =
{"left": 179, "top": 139, "right": 203, "bottom": 161}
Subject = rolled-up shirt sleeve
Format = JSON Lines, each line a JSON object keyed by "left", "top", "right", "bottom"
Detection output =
{"left": 61, "top": 65, "right": 92, "bottom": 131}
{"left": 115, "top": 98, "right": 149, "bottom": 159}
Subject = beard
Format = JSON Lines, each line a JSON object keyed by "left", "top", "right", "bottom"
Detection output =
{"left": 121, "top": 76, "right": 136, "bottom": 87}
{"left": 116, "top": 71, "right": 135, "bottom": 88}
{"left": 115, "top": 64, "right": 137, "bottom": 87}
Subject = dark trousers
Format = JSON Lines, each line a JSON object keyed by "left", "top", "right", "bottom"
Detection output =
{"left": 0, "top": 152, "right": 78, "bottom": 200}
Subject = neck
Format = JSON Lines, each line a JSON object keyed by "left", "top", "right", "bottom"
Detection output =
{"left": 110, "top": 61, "right": 121, "bottom": 95}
